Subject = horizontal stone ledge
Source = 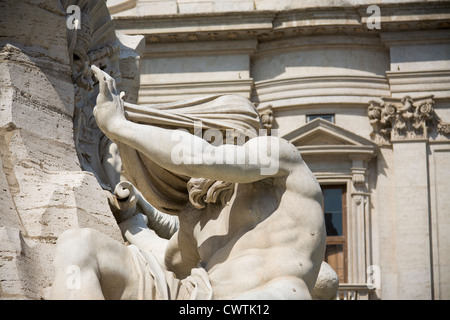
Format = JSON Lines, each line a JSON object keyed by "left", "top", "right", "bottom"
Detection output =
{"left": 390, "top": 137, "right": 430, "bottom": 143}
{"left": 113, "top": 11, "right": 275, "bottom": 35}
{"left": 386, "top": 69, "right": 450, "bottom": 81}
{"left": 380, "top": 29, "right": 450, "bottom": 46}
{"left": 138, "top": 80, "right": 253, "bottom": 103}
{"left": 113, "top": 3, "right": 450, "bottom": 41}
{"left": 254, "top": 35, "right": 387, "bottom": 56}
{"left": 297, "top": 145, "right": 376, "bottom": 156}
{"left": 139, "top": 79, "right": 254, "bottom": 92}
{"left": 255, "top": 75, "right": 389, "bottom": 90}
{"left": 256, "top": 95, "right": 388, "bottom": 111}
{"left": 144, "top": 39, "right": 258, "bottom": 57}
{"left": 256, "top": 90, "right": 391, "bottom": 106}
{"left": 386, "top": 70, "right": 450, "bottom": 99}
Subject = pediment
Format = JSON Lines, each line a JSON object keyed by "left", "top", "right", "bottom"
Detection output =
{"left": 282, "top": 118, "right": 377, "bottom": 159}
{"left": 296, "top": 130, "right": 353, "bottom": 146}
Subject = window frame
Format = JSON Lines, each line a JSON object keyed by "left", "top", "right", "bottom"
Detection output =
{"left": 321, "top": 184, "right": 348, "bottom": 284}
{"left": 306, "top": 114, "right": 335, "bottom": 123}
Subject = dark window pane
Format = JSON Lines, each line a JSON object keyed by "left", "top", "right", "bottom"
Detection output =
{"left": 306, "top": 114, "right": 335, "bottom": 123}
{"left": 323, "top": 188, "right": 343, "bottom": 236}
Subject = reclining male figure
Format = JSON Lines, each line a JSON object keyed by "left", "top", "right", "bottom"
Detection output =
{"left": 50, "top": 65, "right": 326, "bottom": 300}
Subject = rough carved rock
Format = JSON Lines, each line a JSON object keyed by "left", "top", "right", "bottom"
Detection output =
{"left": 0, "top": 0, "right": 142, "bottom": 299}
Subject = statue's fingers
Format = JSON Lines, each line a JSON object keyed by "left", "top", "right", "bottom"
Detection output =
{"left": 91, "top": 65, "right": 109, "bottom": 97}
{"left": 90, "top": 65, "right": 103, "bottom": 80}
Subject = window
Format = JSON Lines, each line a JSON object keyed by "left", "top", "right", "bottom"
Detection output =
{"left": 321, "top": 185, "right": 347, "bottom": 283}
{"left": 306, "top": 114, "right": 335, "bottom": 123}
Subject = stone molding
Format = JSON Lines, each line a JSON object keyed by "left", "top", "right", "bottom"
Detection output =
{"left": 257, "top": 104, "right": 274, "bottom": 135}
{"left": 138, "top": 79, "right": 254, "bottom": 103}
{"left": 386, "top": 70, "right": 450, "bottom": 100}
{"left": 282, "top": 118, "right": 377, "bottom": 192}
{"left": 111, "top": 2, "right": 450, "bottom": 43}
{"left": 107, "top": 0, "right": 138, "bottom": 15}
{"left": 254, "top": 75, "right": 390, "bottom": 110}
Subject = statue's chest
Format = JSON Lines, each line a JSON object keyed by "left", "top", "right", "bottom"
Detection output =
{"left": 193, "top": 189, "right": 280, "bottom": 263}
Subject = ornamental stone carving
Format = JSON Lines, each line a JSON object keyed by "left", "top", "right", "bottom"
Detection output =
{"left": 437, "top": 122, "right": 450, "bottom": 135}
{"left": 66, "top": 0, "right": 144, "bottom": 193}
{"left": 368, "top": 95, "right": 435, "bottom": 144}
{"left": 258, "top": 104, "right": 274, "bottom": 135}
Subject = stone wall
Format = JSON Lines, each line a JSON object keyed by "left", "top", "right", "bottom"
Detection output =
{"left": 0, "top": 0, "right": 143, "bottom": 299}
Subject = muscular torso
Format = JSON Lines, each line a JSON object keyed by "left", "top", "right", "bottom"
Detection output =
{"left": 165, "top": 159, "right": 326, "bottom": 299}
{"left": 91, "top": 70, "right": 326, "bottom": 299}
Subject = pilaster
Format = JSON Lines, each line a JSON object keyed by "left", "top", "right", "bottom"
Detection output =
{"left": 348, "top": 156, "right": 372, "bottom": 284}
{"left": 368, "top": 95, "right": 436, "bottom": 299}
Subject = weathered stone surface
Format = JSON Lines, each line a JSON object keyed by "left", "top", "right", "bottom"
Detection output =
{"left": 0, "top": 0, "right": 124, "bottom": 299}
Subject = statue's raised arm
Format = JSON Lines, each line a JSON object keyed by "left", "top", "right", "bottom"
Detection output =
{"left": 91, "top": 65, "right": 290, "bottom": 184}
{"left": 51, "top": 66, "right": 334, "bottom": 300}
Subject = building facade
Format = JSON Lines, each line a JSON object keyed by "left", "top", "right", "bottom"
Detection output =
{"left": 109, "top": 0, "right": 450, "bottom": 299}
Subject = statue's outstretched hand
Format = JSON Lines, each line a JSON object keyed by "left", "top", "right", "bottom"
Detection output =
{"left": 91, "top": 65, "right": 126, "bottom": 137}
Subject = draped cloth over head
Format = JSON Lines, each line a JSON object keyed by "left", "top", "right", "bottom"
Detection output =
{"left": 117, "top": 94, "right": 262, "bottom": 214}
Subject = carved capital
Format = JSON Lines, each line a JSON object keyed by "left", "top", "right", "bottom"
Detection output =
{"left": 437, "top": 122, "right": 450, "bottom": 135}
{"left": 352, "top": 170, "right": 366, "bottom": 188}
{"left": 257, "top": 104, "right": 274, "bottom": 135}
{"left": 351, "top": 165, "right": 367, "bottom": 194}
{"left": 368, "top": 95, "right": 435, "bottom": 144}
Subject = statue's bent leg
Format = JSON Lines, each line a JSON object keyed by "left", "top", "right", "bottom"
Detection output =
{"left": 50, "top": 228, "right": 138, "bottom": 300}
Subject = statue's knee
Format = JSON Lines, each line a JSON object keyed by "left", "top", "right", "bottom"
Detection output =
{"left": 57, "top": 228, "right": 96, "bottom": 245}
{"left": 54, "top": 228, "right": 99, "bottom": 264}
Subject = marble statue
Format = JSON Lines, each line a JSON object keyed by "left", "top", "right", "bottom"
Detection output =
{"left": 50, "top": 65, "right": 329, "bottom": 300}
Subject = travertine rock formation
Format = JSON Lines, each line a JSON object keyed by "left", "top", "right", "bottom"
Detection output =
{"left": 0, "top": 0, "right": 143, "bottom": 299}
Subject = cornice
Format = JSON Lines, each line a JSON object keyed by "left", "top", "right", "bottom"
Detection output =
{"left": 112, "top": 3, "right": 450, "bottom": 43}
{"left": 143, "top": 39, "right": 258, "bottom": 57}
{"left": 112, "top": 10, "right": 275, "bottom": 41}
{"left": 380, "top": 29, "right": 450, "bottom": 46}
{"left": 107, "top": 0, "right": 137, "bottom": 15}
